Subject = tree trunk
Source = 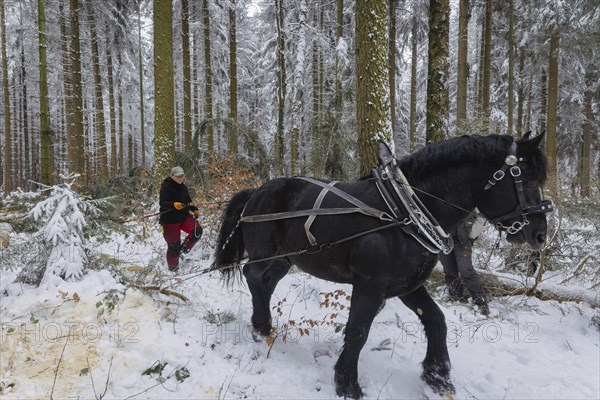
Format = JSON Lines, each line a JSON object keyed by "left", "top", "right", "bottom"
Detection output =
{"left": 118, "top": 65, "right": 124, "bottom": 174}
{"left": 275, "top": 0, "right": 286, "bottom": 175}
{"left": 524, "top": 68, "right": 533, "bottom": 133}
{"left": 580, "top": 71, "right": 593, "bottom": 198}
{"left": 68, "top": 0, "right": 85, "bottom": 177}
{"left": 228, "top": 0, "right": 238, "bottom": 155}
{"left": 425, "top": 0, "right": 450, "bottom": 144}
{"left": 481, "top": 0, "right": 493, "bottom": 129}
{"left": 1, "top": 0, "right": 10, "bottom": 193}
{"left": 476, "top": 17, "right": 485, "bottom": 116}
{"left": 60, "top": 0, "right": 73, "bottom": 178}
{"left": 137, "top": 0, "right": 146, "bottom": 167}
{"left": 153, "top": 0, "right": 175, "bottom": 185}
{"left": 409, "top": 15, "right": 418, "bottom": 151}
{"left": 546, "top": 29, "right": 559, "bottom": 192}
{"left": 202, "top": 0, "right": 214, "bottom": 153}
{"left": 182, "top": 0, "right": 192, "bottom": 148}
{"left": 456, "top": 0, "right": 469, "bottom": 132}
{"left": 311, "top": 20, "right": 320, "bottom": 175}
{"left": 507, "top": 0, "right": 515, "bottom": 135}
{"left": 38, "top": 0, "right": 54, "bottom": 186}
{"left": 356, "top": 0, "right": 392, "bottom": 175}
{"left": 324, "top": 0, "right": 344, "bottom": 180}
{"left": 538, "top": 69, "right": 547, "bottom": 142}
{"left": 516, "top": 48, "right": 525, "bottom": 138}
{"left": 106, "top": 26, "right": 117, "bottom": 176}
{"left": 388, "top": 0, "right": 397, "bottom": 136}
{"left": 290, "top": 0, "right": 307, "bottom": 176}
{"left": 90, "top": 6, "right": 108, "bottom": 181}
{"left": 20, "top": 44, "right": 30, "bottom": 190}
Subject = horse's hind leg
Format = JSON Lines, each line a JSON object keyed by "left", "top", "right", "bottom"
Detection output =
{"left": 334, "top": 284, "right": 385, "bottom": 399}
{"left": 399, "top": 285, "right": 455, "bottom": 394}
{"left": 243, "top": 259, "right": 291, "bottom": 337}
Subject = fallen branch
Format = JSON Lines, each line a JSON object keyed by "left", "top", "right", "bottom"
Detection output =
{"left": 429, "top": 269, "right": 599, "bottom": 308}
{"left": 129, "top": 285, "right": 189, "bottom": 303}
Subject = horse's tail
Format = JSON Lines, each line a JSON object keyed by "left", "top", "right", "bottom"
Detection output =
{"left": 214, "top": 188, "right": 256, "bottom": 285}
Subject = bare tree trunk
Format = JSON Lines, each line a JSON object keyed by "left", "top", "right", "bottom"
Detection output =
{"left": 90, "top": 5, "right": 108, "bottom": 181}
{"left": 68, "top": 0, "right": 85, "bottom": 177}
{"left": 1, "top": 0, "right": 10, "bottom": 192}
{"left": 202, "top": 0, "right": 214, "bottom": 153}
{"left": 153, "top": 0, "right": 175, "bottom": 185}
{"left": 21, "top": 44, "right": 30, "bottom": 190}
{"left": 546, "top": 29, "right": 559, "bottom": 192}
{"left": 324, "top": 0, "right": 344, "bottom": 180}
{"left": 425, "top": 0, "right": 450, "bottom": 144}
{"left": 507, "top": 0, "right": 515, "bottom": 135}
{"left": 409, "top": 15, "right": 418, "bottom": 151}
{"left": 356, "top": 0, "right": 392, "bottom": 175}
{"left": 59, "top": 0, "right": 73, "bottom": 178}
{"left": 228, "top": 0, "right": 238, "bottom": 155}
{"left": 275, "top": 0, "right": 286, "bottom": 174}
{"left": 538, "top": 68, "right": 547, "bottom": 137}
{"left": 182, "top": 0, "right": 192, "bottom": 148}
{"left": 580, "top": 71, "right": 593, "bottom": 198}
{"left": 290, "top": 0, "right": 307, "bottom": 176}
{"left": 476, "top": 17, "right": 485, "bottom": 116}
{"left": 105, "top": 26, "right": 117, "bottom": 176}
{"left": 38, "top": 0, "right": 54, "bottom": 186}
{"left": 388, "top": 0, "right": 397, "bottom": 136}
{"left": 516, "top": 48, "right": 525, "bottom": 137}
{"left": 137, "top": 0, "right": 146, "bottom": 167}
{"left": 456, "top": 0, "right": 469, "bottom": 132}
{"left": 524, "top": 68, "right": 533, "bottom": 132}
{"left": 481, "top": 0, "right": 493, "bottom": 129}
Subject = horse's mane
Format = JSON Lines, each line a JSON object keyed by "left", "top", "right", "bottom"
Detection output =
{"left": 399, "top": 135, "right": 509, "bottom": 178}
{"left": 399, "top": 134, "right": 547, "bottom": 184}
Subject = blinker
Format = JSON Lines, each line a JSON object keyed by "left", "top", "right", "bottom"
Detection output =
{"left": 505, "top": 155, "right": 518, "bottom": 165}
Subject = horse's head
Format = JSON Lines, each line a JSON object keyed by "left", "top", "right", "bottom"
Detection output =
{"left": 477, "top": 132, "right": 552, "bottom": 250}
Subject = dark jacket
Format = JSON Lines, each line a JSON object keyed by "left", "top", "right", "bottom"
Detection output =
{"left": 159, "top": 177, "right": 198, "bottom": 224}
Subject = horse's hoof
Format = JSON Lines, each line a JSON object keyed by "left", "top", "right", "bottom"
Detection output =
{"left": 422, "top": 370, "right": 455, "bottom": 395}
{"left": 335, "top": 380, "right": 363, "bottom": 399}
{"left": 251, "top": 329, "right": 264, "bottom": 343}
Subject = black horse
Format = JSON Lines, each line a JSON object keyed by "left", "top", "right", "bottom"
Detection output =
{"left": 214, "top": 133, "right": 550, "bottom": 398}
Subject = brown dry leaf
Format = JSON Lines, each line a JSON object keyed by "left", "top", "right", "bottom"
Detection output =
{"left": 127, "top": 266, "right": 144, "bottom": 272}
{"left": 72, "top": 293, "right": 80, "bottom": 302}
{"left": 58, "top": 291, "right": 68, "bottom": 299}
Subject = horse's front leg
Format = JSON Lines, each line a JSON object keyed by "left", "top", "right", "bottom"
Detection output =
{"left": 399, "top": 285, "right": 455, "bottom": 395}
{"left": 334, "top": 285, "right": 384, "bottom": 399}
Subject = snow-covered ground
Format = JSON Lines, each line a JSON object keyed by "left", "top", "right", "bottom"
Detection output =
{"left": 1, "top": 225, "right": 599, "bottom": 399}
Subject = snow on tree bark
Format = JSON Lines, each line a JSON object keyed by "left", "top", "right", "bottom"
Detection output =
{"left": 356, "top": 0, "right": 393, "bottom": 176}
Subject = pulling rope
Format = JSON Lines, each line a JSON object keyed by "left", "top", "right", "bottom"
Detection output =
{"left": 164, "top": 219, "right": 411, "bottom": 287}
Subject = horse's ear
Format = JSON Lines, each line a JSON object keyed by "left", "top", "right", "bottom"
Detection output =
{"left": 517, "top": 131, "right": 545, "bottom": 152}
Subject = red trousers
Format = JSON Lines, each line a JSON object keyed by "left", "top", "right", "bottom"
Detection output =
{"left": 162, "top": 215, "right": 203, "bottom": 269}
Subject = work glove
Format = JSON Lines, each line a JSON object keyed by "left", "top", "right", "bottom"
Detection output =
{"left": 193, "top": 210, "right": 201, "bottom": 218}
{"left": 174, "top": 202, "right": 185, "bottom": 210}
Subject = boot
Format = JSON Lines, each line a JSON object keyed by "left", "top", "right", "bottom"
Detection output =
{"left": 447, "top": 277, "right": 468, "bottom": 303}
{"left": 473, "top": 295, "right": 489, "bottom": 316}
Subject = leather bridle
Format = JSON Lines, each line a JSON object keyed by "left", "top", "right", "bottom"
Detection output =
{"left": 483, "top": 141, "right": 553, "bottom": 234}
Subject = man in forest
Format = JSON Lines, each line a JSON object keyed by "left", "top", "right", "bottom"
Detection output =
{"left": 159, "top": 166, "right": 203, "bottom": 271}
{"left": 440, "top": 212, "right": 490, "bottom": 316}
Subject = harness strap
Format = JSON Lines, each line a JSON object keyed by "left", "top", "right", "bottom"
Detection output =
{"left": 240, "top": 207, "right": 369, "bottom": 222}
{"left": 304, "top": 181, "right": 338, "bottom": 245}
{"left": 295, "top": 177, "right": 394, "bottom": 221}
